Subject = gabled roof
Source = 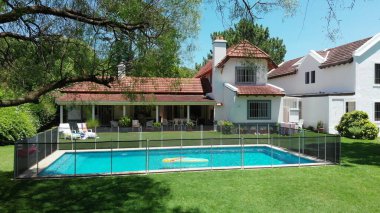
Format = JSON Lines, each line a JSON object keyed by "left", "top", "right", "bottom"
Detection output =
{"left": 194, "top": 60, "right": 213, "bottom": 78}
{"left": 268, "top": 57, "right": 302, "bottom": 79}
{"left": 319, "top": 37, "right": 371, "bottom": 68}
{"left": 61, "top": 76, "right": 212, "bottom": 94}
{"left": 195, "top": 40, "right": 278, "bottom": 78}
{"left": 216, "top": 40, "right": 277, "bottom": 70}
{"left": 268, "top": 36, "right": 372, "bottom": 79}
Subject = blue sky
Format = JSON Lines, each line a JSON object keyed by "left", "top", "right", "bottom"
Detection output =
{"left": 184, "top": 0, "right": 380, "bottom": 68}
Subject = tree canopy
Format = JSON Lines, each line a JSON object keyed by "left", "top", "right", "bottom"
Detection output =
{"left": 0, "top": 0, "right": 201, "bottom": 107}
{"left": 196, "top": 19, "right": 286, "bottom": 69}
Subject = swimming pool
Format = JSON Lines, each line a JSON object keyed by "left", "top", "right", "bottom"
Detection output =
{"left": 39, "top": 145, "right": 317, "bottom": 176}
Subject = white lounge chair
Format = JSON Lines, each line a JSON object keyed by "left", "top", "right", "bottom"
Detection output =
{"left": 59, "top": 123, "right": 81, "bottom": 140}
{"left": 77, "top": 123, "right": 97, "bottom": 139}
{"left": 146, "top": 120, "right": 154, "bottom": 129}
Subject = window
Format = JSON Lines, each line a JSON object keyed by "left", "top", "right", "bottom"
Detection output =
{"left": 346, "top": 102, "right": 356, "bottom": 113}
{"left": 305, "top": 72, "right": 310, "bottom": 84}
{"left": 311, "top": 71, "right": 315, "bottom": 83}
{"left": 375, "top": 64, "right": 380, "bottom": 84}
{"left": 375, "top": 103, "right": 380, "bottom": 121}
{"left": 236, "top": 67, "right": 256, "bottom": 84}
{"left": 247, "top": 100, "right": 271, "bottom": 120}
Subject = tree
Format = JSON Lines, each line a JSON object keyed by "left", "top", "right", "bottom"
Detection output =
{"left": 214, "top": 19, "right": 286, "bottom": 65}
{"left": 0, "top": 0, "right": 201, "bottom": 107}
{"left": 196, "top": 19, "right": 286, "bottom": 68}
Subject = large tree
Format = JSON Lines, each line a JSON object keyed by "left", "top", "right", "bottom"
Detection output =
{"left": 196, "top": 19, "right": 286, "bottom": 69}
{"left": 0, "top": 0, "right": 200, "bottom": 107}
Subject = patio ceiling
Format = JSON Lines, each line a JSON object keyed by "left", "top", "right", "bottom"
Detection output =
{"left": 56, "top": 93, "right": 216, "bottom": 106}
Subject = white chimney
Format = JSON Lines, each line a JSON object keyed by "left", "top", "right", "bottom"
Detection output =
{"left": 117, "top": 61, "right": 126, "bottom": 77}
{"left": 212, "top": 36, "right": 227, "bottom": 67}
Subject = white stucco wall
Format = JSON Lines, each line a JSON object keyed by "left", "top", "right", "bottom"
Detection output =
{"left": 354, "top": 40, "right": 380, "bottom": 129}
{"left": 211, "top": 58, "right": 269, "bottom": 103}
{"left": 214, "top": 85, "right": 283, "bottom": 123}
{"left": 269, "top": 54, "right": 356, "bottom": 95}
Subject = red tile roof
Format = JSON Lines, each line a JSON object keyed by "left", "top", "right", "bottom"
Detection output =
{"left": 194, "top": 60, "right": 212, "bottom": 78}
{"left": 268, "top": 36, "right": 372, "bottom": 79}
{"left": 61, "top": 77, "right": 211, "bottom": 94}
{"left": 56, "top": 93, "right": 215, "bottom": 104}
{"left": 216, "top": 40, "right": 277, "bottom": 70}
{"left": 319, "top": 37, "right": 371, "bottom": 69}
{"left": 268, "top": 57, "right": 302, "bottom": 79}
{"left": 236, "top": 85, "right": 285, "bottom": 96}
{"left": 195, "top": 40, "right": 278, "bottom": 78}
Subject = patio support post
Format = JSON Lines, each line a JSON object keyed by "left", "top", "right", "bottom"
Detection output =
{"left": 156, "top": 105, "right": 159, "bottom": 122}
{"left": 92, "top": 105, "right": 95, "bottom": 120}
{"left": 186, "top": 105, "right": 190, "bottom": 123}
{"left": 59, "top": 105, "right": 63, "bottom": 123}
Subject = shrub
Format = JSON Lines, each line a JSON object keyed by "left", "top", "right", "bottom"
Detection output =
{"left": 336, "top": 111, "right": 379, "bottom": 140}
{"left": 306, "top": 126, "right": 315, "bottom": 132}
{"left": 186, "top": 121, "right": 194, "bottom": 128}
{"left": 218, "top": 120, "right": 234, "bottom": 134}
{"left": 86, "top": 119, "right": 100, "bottom": 129}
{"left": 118, "top": 116, "right": 131, "bottom": 127}
{"left": 0, "top": 107, "right": 37, "bottom": 143}
{"left": 153, "top": 122, "right": 161, "bottom": 128}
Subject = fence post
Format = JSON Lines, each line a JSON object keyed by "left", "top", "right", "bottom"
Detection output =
{"left": 57, "top": 127, "right": 60, "bottom": 150}
{"left": 339, "top": 136, "right": 342, "bottom": 165}
{"left": 324, "top": 135, "right": 327, "bottom": 166}
{"left": 238, "top": 124, "right": 241, "bottom": 145}
{"left": 267, "top": 124, "right": 270, "bottom": 145}
{"left": 219, "top": 125, "right": 222, "bottom": 146}
{"left": 161, "top": 125, "right": 163, "bottom": 147}
{"left": 139, "top": 127, "right": 142, "bottom": 148}
{"left": 200, "top": 125, "right": 203, "bottom": 146}
{"left": 298, "top": 134, "right": 301, "bottom": 167}
{"left": 44, "top": 131, "right": 47, "bottom": 158}
{"left": 146, "top": 139, "right": 149, "bottom": 174}
{"left": 241, "top": 138, "right": 244, "bottom": 170}
{"left": 117, "top": 126, "right": 120, "bottom": 149}
{"left": 50, "top": 129, "right": 53, "bottom": 154}
{"left": 14, "top": 142, "right": 18, "bottom": 178}
{"left": 74, "top": 139, "right": 77, "bottom": 176}
{"left": 111, "top": 140, "right": 113, "bottom": 175}
{"left": 271, "top": 136, "right": 273, "bottom": 168}
{"left": 36, "top": 142, "right": 39, "bottom": 176}
{"left": 256, "top": 123, "right": 259, "bottom": 144}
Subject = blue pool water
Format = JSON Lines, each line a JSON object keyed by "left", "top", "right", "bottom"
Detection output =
{"left": 40, "top": 146, "right": 316, "bottom": 176}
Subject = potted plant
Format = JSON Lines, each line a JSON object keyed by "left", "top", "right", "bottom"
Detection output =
{"left": 186, "top": 121, "right": 194, "bottom": 131}
{"left": 153, "top": 122, "right": 161, "bottom": 130}
{"left": 118, "top": 116, "right": 131, "bottom": 127}
{"left": 317, "top": 121, "right": 324, "bottom": 132}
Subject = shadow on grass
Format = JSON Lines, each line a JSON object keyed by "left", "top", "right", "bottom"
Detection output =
{"left": 0, "top": 171, "right": 199, "bottom": 212}
{"left": 341, "top": 141, "right": 380, "bottom": 166}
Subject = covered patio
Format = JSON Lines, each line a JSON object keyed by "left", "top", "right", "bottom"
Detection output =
{"left": 56, "top": 77, "right": 215, "bottom": 127}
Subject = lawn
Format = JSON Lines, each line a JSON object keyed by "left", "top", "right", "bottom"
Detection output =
{"left": 1, "top": 137, "right": 380, "bottom": 212}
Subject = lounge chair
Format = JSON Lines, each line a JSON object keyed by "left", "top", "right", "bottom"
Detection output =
{"left": 132, "top": 120, "right": 141, "bottom": 131}
{"left": 58, "top": 123, "right": 80, "bottom": 140}
{"left": 77, "top": 123, "right": 97, "bottom": 139}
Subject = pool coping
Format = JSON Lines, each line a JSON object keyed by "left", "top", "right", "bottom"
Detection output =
{"left": 18, "top": 144, "right": 334, "bottom": 178}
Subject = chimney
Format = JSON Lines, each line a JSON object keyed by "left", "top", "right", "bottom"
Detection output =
{"left": 117, "top": 61, "right": 126, "bottom": 78}
{"left": 213, "top": 36, "right": 227, "bottom": 67}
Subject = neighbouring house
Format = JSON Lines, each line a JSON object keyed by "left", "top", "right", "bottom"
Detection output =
{"left": 268, "top": 33, "right": 380, "bottom": 134}
{"left": 57, "top": 37, "right": 289, "bottom": 127}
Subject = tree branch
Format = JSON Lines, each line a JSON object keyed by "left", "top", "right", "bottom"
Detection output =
{"left": 0, "top": 5, "right": 149, "bottom": 32}
{"left": 0, "top": 76, "right": 115, "bottom": 107}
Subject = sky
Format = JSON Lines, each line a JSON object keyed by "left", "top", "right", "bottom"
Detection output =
{"left": 183, "top": 0, "right": 380, "bottom": 68}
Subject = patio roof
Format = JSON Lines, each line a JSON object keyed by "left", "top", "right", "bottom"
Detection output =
{"left": 56, "top": 93, "right": 216, "bottom": 105}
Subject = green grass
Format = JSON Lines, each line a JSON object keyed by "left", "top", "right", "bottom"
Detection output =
{"left": 1, "top": 137, "right": 380, "bottom": 212}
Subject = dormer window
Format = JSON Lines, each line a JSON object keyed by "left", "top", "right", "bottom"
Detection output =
{"left": 236, "top": 67, "right": 256, "bottom": 84}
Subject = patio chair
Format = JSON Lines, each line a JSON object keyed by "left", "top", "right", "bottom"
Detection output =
{"left": 77, "top": 123, "right": 97, "bottom": 139}
{"left": 110, "top": 120, "right": 119, "bottom": 128}
{"left": 297, "top": 119, "right": 304, "bottom": 129}
{"left": 146, "top": 120, "right": 154, "bottom": 129}
{"left": 132, "top": 120, "right": 141, "bottom": 131}
{"left": 59, "top": 123, "right": 77, "bottom": 140}
{"left": 162, "top": 119, "right": 169, "bottom": 126}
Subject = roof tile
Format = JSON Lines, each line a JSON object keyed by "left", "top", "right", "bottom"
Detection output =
{"left": 236, "top": 85, "right": 285, "bottom": 96}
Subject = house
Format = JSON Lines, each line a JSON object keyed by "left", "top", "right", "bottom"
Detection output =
{"left": 268, "top": 33, "right": 380, "bottom": 134}
{"left": 57, "top": 37, "right": 286, "bottom": 127}
{"left": 195, "top": 37, "right": 285, "bottom": 125}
